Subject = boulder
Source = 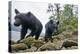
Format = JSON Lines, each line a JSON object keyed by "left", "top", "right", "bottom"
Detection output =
{"left": 33, "top": 40, "right": 45, "bottom": 50}
{"left": 20, "top": 37, "right": 35, "bottom": 48}
{"left": 60, "top": 40, "right": 78, "bottom": 49}
{"left": 11, "top": 43, "right": 28, "bottom": 51}
{"left": 38, "top": 42, "right": 58, "bottom": 51}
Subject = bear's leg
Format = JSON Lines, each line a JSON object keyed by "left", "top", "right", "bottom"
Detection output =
{"left": 21, "top": 27, "right": 28, "bottom": 40}
{"left": 45, "top": 31, "right": 52, "bottom": 42}
{"left": 35, "top": 33, "right": 40, "bottom": 40}
{"left": 49, "top": 36, "right": 53, "bottom": 42}
{"left": 35, "top": 30, "right": 42, "bottom": 40}
{"left": 45, "top": 33, "right": 49, "bottom": 42}
{"left": 26, "top": 30, "right": 35, "bottom": 38}
{"left": 45, "top": 37, "right": 49, "bottom": 43}
{"left": 35, "top": 26, "right": 43, "bottom": 40}
{"left": 17, "top": 27, "right": 27, "bottom": 43}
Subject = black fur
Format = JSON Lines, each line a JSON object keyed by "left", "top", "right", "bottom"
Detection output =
{"left": 45, "top": 20, "right": 59, "bottom": 42}
{"left": 14, "top": 9, "right": 43, "bottom": 42}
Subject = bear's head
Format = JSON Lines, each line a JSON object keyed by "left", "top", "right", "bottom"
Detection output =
{"left": 14, "top": 9, "right": 22, "bottom": 26}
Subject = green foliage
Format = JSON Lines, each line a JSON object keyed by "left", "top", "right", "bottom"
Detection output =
{"left": 58, "top": 17, "right": 78, "bottom": 33}
{"left": 54, "top": 4, "right": 60, "bottom": 19}
{"left": 47, "top": 4, "right": 78, "bottom": 34}
{"left": 58, "top": 4, "right": 77, "bottom": 33}
{"left": 63, "top": 4, "right": 73, "bottom": 18}
{"left": 47, "top": 3, "right": 54, "bottom": 13}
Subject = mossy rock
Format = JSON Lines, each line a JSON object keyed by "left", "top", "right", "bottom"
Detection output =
{"left": 54, "top": 33, "right": 65, "bottom": 40}
{"left": 71, "top": 36, "right": 78, "bottom": 42}
{"left": 21, "top": 37, "right": 35, "bottom": 48}
{"left": 38, "top": 42, "right": 57, "bottom": 51}
{"left": 62, "top": 31, "right": 73, "bottom": 38}
{"left": 33, "top": 40, "right": 45, "bottom": 49}
{"left": 52, "top": 36, "right": 62, "bottom": 41}
{"left": 11, "top": 43, "right": 28, "bottom": 51}
{"left": 9, "top": 40, "right": 17, "bottom": 45}
{"left": 24, "top": 47, "right": 37, "bottom": 52}
{"left": 60, "top": 40, "right": 78, "bottom": 49}
{"left": 39, "top": 37, "right": 45, "bottom": 42}
{"left": 70, "top": 46, "right": 78, "bottom": 49}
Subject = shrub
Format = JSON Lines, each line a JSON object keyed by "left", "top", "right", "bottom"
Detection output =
{"left": 58, "top": 17, "right": 78, "bottom": 33}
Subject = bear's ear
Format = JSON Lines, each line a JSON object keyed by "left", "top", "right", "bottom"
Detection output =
{"left": 15, "top": 9, "right": 20, "bottom": 14}
{"left": 26, "top": 12, "right": 31, "bottom": 17}
{"left": 50, "top": 20, "right": 53, "bottom": 24}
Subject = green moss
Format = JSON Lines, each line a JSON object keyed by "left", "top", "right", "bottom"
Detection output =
{"left": 21, "top": 37, "right": 35, "bottom": 48}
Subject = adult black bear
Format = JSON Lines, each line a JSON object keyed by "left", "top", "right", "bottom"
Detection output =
{"left": 45, "top": 19, "right": 59, "bottom": 42}
{"left": 14, "top": 9, "right": 43, "bottom": 42}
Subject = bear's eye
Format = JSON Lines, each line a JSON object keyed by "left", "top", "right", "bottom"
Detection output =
{"left": 15, "top": 18, "right": 21, "bottom": 22}
{"left": 15, "top": 16, "right": 19, "bottom": 19}
{"left": 15, "top": 14, "right": 22, "bottom": 19}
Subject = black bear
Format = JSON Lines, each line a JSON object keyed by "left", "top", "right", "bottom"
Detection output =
{"left": 45, "top": 19, "right": 59, "bottom": 42}
{"left": 14, "top": 9, "right": 43, "bottom": 42}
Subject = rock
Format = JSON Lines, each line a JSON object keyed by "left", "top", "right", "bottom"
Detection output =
{"left": 62, "top": 31, "right": 73, "bottom": 38}
{"left": 39, "top": 37, "right": 45, "bottom": 42}
{"left": 72, "top": 29, "right": 78, "bottom": 35}
{"left": 24, "top": 47, "right": 37, "bottom": 52}
{"left": 52, "top": 36, "right": 61, "bottom": 40}
{"left": 9, "top": 40, "right": 17, "bottom": 45}
{"left": 11, "top": 43, "right": 28, "bottom": 51}
{"left": 60, "top": 40, "right": 78, "bottom": 49}
{"left": 33, "top": 40, "right": 45, "bottom": 50}
{"left": 17, "top": 50, "right": 25, "bottom": 53}
{"left": 38, "top": 42, "right": 58, "bottom": 51}
{"left": 71, "top": 46, "right": 78, "bottom": 49}
{"left": 61, "top": 47, "right": 66, "bottom": 50}
{"left": 54, "top": 33, "right": 65, "bottom": 40}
